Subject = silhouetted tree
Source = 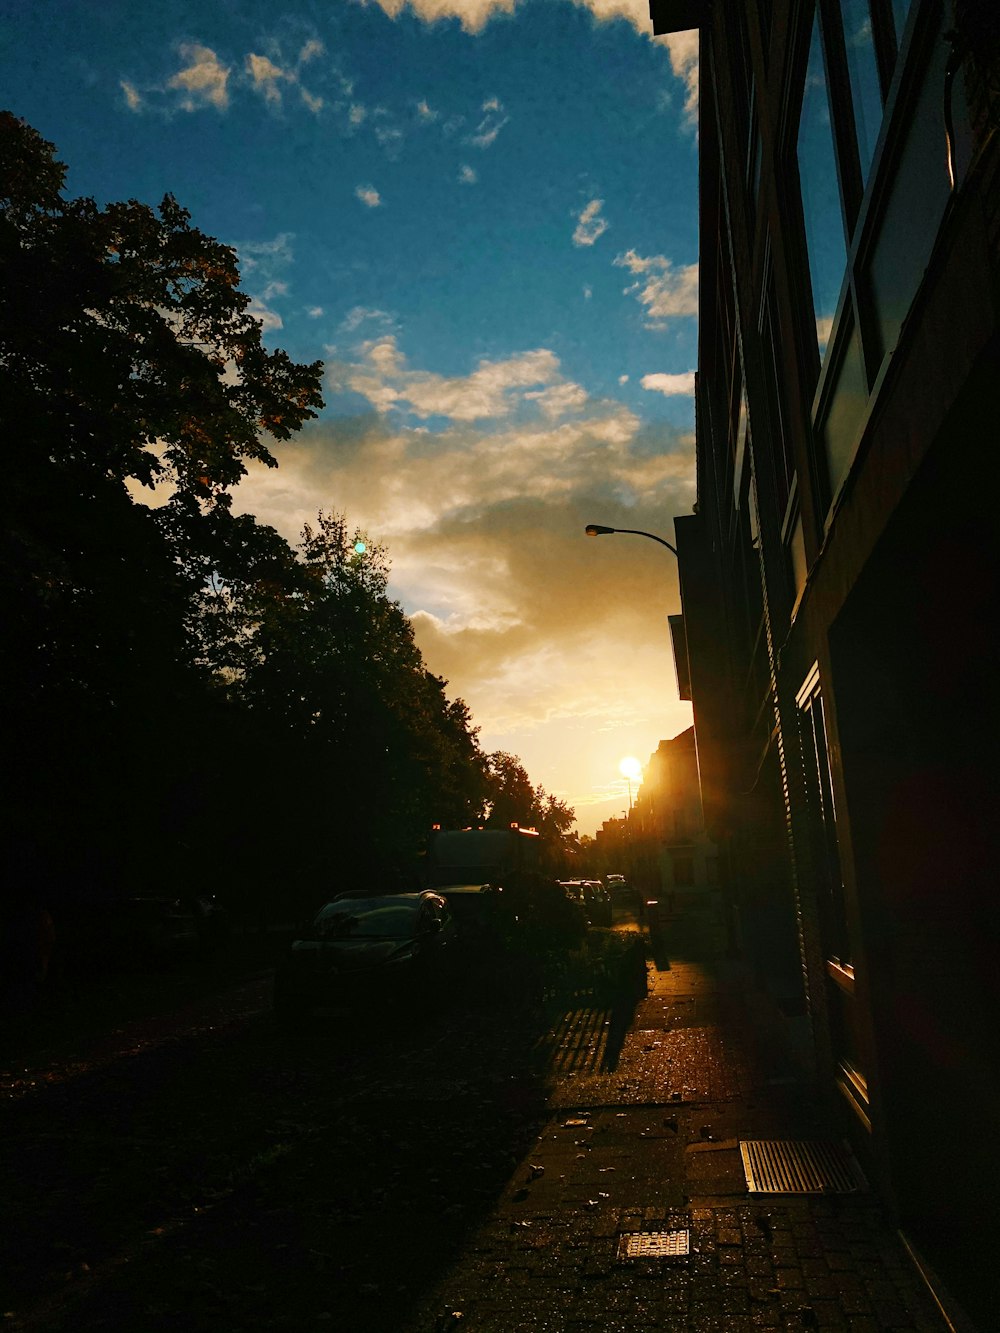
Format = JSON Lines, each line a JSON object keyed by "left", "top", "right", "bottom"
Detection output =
{"left": 1, "top": 111, "right": 322, "bottom": 926}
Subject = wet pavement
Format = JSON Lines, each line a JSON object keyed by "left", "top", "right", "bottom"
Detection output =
{"left": 409, "top": 946, "right": 953, "bottom": 1333}
{"left": 0, "top": 924, "right": 959, "bottom": 1332}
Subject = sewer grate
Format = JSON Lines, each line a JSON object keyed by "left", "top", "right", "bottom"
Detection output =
{"left": 739, "top": 1139, "right": 868, "bottom": 1194}
{"left": 617, "top": 1229, "right": 690, "bottom": 1260}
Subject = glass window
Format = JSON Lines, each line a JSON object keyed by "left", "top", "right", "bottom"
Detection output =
{"left": 797, "top": 13, "right": 848, "bottom": 361}
{"left": 890, "top": 0, "right": 913, "bottom": 45}
{"left": 839, "top": 0, "right": 884, "bottom": 179}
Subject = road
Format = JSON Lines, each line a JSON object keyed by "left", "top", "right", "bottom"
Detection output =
{"left": 0, "top": 951, "right": 617, "bottom": 1332}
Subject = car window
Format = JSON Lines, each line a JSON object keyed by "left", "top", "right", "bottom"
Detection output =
{"left": 314, "top": 901, "right": 418, "bottom": 939}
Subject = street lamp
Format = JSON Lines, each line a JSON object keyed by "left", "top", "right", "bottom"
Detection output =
{"left": 585, "top": 523, "right": 678, "bottom": 557}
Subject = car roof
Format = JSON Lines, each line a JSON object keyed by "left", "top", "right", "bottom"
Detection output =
{"left": 324, "top": 891, "right": 442, "bottom": 908}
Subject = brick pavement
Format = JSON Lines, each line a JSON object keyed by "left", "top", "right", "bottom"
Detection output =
{"left": 409, "top": 939, "right": 951, "bottom": 1333}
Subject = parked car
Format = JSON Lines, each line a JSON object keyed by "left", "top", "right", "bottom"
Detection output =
{"left": 437, "top": 883, "right": 514, "bottom": 946}
{"left": 581, "top": 879, "right": 613, "bottom": 927}
{"left": 558, "top": 879, "right": 612, "bottom": 927}
{"left": 274, "top": 891, "right": 457, "bottom": 1022}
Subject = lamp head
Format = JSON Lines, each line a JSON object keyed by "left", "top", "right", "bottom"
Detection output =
{"left": 585, "top": 524, "right": 616, "bottom": 536}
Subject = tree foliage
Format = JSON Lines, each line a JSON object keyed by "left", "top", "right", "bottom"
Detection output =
{"left": 0, "top": 112, "right": 572, "bottom": 939}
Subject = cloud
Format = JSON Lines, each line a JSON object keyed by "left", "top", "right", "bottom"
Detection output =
{"left": 333, "top": 337, "right": 580, "bottom": 423}
{"left": 121, "top": 80, "right": 144, "bottom": 112}
{"left": 573, "top": 198, "right": 609, "bottom": 247}
{"left": 458, "top": 163, "right": 478, "bottom": 185}
{"left": 661, "top": 30, "right": 699, "bottom": 127}
{"left": 228, "top": 374, "right": 696, "bottom": 828}
{"left": 362, "top": 0, "right": 698, "bottom": 132}
{"left": 355, "top": 185, "right": 383, "bottom": 208}
{"left": 340, "top": 306, "right": 396, "bottom": 334}
{"left": 234, "top": 232, "right": 294, "bottom": 280}
{"left": 614, "top": 249, "right": 698, "bottom": 326}
{"left": 641, "top": 371, "right": 695, "bottom": 396}
{"left": 246, "top": 53, "right": 289, "bottom": 104}
{"left": 416, "top": 98, "right": 439, "bottom": 121}
{"left": 524, "top": 382, "right": 589, "bottom": 419}
{"left": 307, "top": 306, "right": 324, "bottom": 319}
{"left": 244, "top": 44, "right": 324, "bottom": 113}
{"left": 167, "top": 43, "right": 230, "bottom": 112}
{"left": 465, "top": 97, "right": 508, "bottom": 148}
{"left": 246, "top": 297, "right": 283, "bottom": 331}
{"left": 362, "top": 0, "right": 518, "bottom": 34}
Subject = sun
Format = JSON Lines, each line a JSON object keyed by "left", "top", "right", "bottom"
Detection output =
{"left": 619, "top": 756, "right": 643, "bottom": 783}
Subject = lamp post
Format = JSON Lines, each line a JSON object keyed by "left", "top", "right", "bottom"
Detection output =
{"left": 585, "top": 523, "right": 678, "bottom": 557}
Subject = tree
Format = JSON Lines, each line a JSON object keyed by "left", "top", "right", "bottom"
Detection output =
{"left": 1, "top": 111, "right": 323, "bottom": 912}
{"left": 483, "top": 752, "right": 575, "bottom": 842}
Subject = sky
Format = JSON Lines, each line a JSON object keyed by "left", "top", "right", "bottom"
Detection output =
{"left": 2, "top": 0, "right": 699, "bottom": 836}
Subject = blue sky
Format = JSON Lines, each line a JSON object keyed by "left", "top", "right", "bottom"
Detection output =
{"left": 3, "top": 0, "right": 699, "bottom": 834}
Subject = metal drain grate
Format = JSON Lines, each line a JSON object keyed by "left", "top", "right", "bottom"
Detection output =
{"left": 617, "top": 1230, "right": 690, "bottom": 1259}
{"left": 739, "top": 1139, "right": 867, "bottom": 1194}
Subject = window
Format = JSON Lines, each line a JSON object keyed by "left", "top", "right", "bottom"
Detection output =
{"left": 797, "top": 666, "right": 849, "bottom": 963}
{"left": 796, "top": 12, "right": 848, "bottom": 362}
{"left": 839, "top": 0, "right": 885, "bottom": 179}
{"left": 672, "top": 854, "right": 695, "bottom": 886}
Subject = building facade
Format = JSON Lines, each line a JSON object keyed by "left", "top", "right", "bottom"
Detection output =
{"left": 653, "top": 0, "right": 999, "bottom": 1321}
{"left": 630, "top": 729, "right": 725, "bottom": 950}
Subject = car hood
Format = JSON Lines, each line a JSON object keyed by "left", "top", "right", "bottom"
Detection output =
{"left": 290, "top": 938, "right": 415, "bottom": 970}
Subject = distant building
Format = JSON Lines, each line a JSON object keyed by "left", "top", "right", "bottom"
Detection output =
{"left": 655, "top": 0, "right": 1000, "bottom": 1322}
{"left": 631, "top": 729, "right": 724, "bottom": 950}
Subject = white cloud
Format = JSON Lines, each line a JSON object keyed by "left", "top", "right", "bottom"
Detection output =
{"left": 362, "top": 0, "right": 518, "bottom": 34}
{"left": 568, "top": 0, "right": 701, "bottom": 123}
{"left": 618, "top": 374, "right": 629, "bottom": 384}
{"left": 465, "top": 97, "right": 508, "bottom": 148}
{"left": 121, "top": 80, "right": 144, "bottom": 112}
{"left": 641, "top": 371, "right": 696, "bottom": 396}
{"left": 299, "top": 38, "right": 324, "bottom": 63}
{"left": 355, "top": 185, "right": 383, "bottom": 208}
{"left": 458, "top": 163, "right": 478, "bottom": 185}
{"left": 229, "top": 344, "right": 698, "bottom": 833}
{"left": 416, "top": 98, "right": 439, "bottom": 121}
{"left": 246, "top": 297, "right": 283, "bottom": 332}
{"left": 349, "top": 103, "right": 367, "bottom": 126}
{"left": 338, "top": 337, "right": 567, "bottom": 422}
{"left": 573, "top": 198, "right": 609, "bottom": 247}
{"left": 300, "top": 88, "right": 324, "bottom": 114}
{"left": 614, "top": 249, "right": 699, "bottom": 326}
{"left": 167, "top": 43, "right": 230, "bottom": 112}
{"left": 583, "top": 285, "right": 593, "bottom": 300}
{"left": 307, "top": 306, "right": 324, "bottom": 319}
{"left": 662, "top": 30, "right": 699, "bottom": 127}
{"left": 235, "top": 233, "right": 294, "bottom": 279}
{"left": 375, "top": 123, "right": 405, "bottom": 154}
{"left": 525, "top": 382, "right": 589, "bottom": 418}
{"left": 340, "top": 306, "right": 395, "bottom": 333}
{"left": 246, "top": 52, "right": 289, "bottom": 105}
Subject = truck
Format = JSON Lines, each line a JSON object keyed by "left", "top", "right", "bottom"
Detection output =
{"left": 422, "top": 825, "right": 548, "bottom": 890}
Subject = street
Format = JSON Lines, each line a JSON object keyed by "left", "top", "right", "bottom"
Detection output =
{"left": 0, "top": 943, "right": 598, "bottom": 1332}
{"left": 1, "top": 913, "right": 954, "bottom": 1332}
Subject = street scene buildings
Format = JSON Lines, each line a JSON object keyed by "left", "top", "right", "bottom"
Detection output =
{"left": 649, "top": 0, "right": 1000, "bottom": 1322}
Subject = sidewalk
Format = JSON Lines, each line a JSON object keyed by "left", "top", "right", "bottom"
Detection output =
{"left": 411, "top": 938, "right": 951, "bottom": 1333}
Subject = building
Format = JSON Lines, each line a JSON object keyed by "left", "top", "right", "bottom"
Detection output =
{"left": 653, "top": 0, "right": 1000, "bottom": 1322}
{"left": 630, "top": 729, "right": 725, "bottom": 951}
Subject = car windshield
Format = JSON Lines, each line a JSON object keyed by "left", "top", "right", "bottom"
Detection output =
{"left": 314, "top": 899, "right": 419, "bottom": 940}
